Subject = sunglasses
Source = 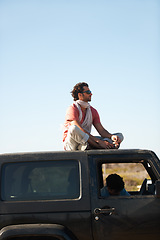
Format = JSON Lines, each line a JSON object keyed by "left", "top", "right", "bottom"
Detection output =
{"left": 82, "top": 90, "right": 92, "bottom": 94}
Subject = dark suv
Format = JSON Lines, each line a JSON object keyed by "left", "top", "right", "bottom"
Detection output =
{"left": 0, "top": 149, "right": 160, "bottom": 240}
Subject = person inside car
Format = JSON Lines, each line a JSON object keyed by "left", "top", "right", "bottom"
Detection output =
{"left": 101, "top": 173, "right": 130, "bottom": 197}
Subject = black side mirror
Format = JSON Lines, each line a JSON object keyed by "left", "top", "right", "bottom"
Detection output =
{"left": 155, "top": 179, "right": 160, "bottom": 198}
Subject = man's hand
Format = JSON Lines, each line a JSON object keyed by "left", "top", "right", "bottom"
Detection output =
{"left": 111, "top": 135, "right": 121, "bottom": 149}
{"left": 96, "top": 139, "right": 115, "bottom": 149}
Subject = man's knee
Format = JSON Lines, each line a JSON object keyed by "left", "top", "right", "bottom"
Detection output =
{"left": 116, "top": 133, "right": 124, "bottom": 142}
{"left": 68, "top": 125, "right": 89, "bottom": 144}
{"left": 68, "top": 125, "right": 80, "bottom": 136}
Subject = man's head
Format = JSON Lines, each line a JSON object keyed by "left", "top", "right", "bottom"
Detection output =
{"left": 106, "top": 174, "right": 124, "bottom": 196}
{"left": 71, "top": 82, "right": 92, "bottom": 102}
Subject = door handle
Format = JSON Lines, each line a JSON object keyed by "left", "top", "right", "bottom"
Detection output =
{"left": 94, "top": 207, "right": 115, "bottom": 216}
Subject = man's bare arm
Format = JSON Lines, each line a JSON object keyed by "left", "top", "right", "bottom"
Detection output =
{"left": 94, "top": 122, "right": 112, "bottom": 139}
{"left": 94, "top": 122, "right": 122, "bottom": 147}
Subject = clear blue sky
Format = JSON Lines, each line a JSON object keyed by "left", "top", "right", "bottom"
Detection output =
{"left": 1, "top": 0, "right": 160, "bottom": 158}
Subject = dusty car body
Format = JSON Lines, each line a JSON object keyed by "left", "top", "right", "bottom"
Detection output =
{"left": 0, "top": 149, "right": 160, "bottom": 240}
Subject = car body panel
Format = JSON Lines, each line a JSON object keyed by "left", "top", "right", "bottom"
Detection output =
{"left": 0, "top": 149, "right": 159, "bottom": 240}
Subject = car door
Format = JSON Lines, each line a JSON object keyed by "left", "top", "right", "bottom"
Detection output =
{"left": 89, "top": 154, "right": 160, "bottom": 240}
{"left": 0, "top": 151, "right": 93, "bottom": 240}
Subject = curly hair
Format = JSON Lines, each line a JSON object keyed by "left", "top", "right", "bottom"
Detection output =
{"left": 106, "top": 174, "right": 124, "bottom": 192}
{"left": 71, "top": 82, "right": 89, "bottom": 101}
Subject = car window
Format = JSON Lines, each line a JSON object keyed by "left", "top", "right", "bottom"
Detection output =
{"left": 1, "top": 160, "right": 80, "bottom": 201}
{"left": 100, "top": 162, "right": 154, "bottom": 196}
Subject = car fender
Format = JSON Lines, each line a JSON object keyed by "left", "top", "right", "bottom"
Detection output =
{"left": 0, "top": 223, "right": 77, "bottom": 240}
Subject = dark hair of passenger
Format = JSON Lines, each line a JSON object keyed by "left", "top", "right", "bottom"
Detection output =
{"left": 106, "top": 174, "right": 124, "bottom": 192}
{"left": 71, "top": 82, "right": 89, "bottom": 101}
